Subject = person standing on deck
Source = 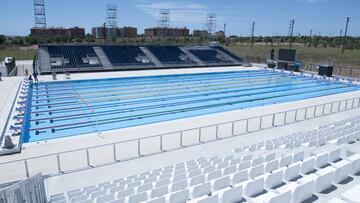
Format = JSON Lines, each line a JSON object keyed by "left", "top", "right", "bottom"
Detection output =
{"left": 25, "top": 68, "right": 28, "bottom": 76}
{"left": 270, "top": 48, "right": 275, "bottom": 60}
{"left": 33, "top": 72, "right": 38, "bottom": 82}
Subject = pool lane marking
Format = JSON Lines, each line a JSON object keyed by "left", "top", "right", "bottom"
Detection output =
{"left": 29, "top": 82, "right": 344, "bottom": 123}
{"left": 32, "top": 70, "right": 268, "bottom": 91}
{"left": 29, "top": 79, "right": 329, "bottom": 119}
{"left": 26, "top": 85, "right": 357, "bottom": 133}
{"left": 28, "top": 87, "right": 357, "bottom": 142}
{"left": 32, "top": 71, "right": 280, "bottom": 96}
{"left": 30, "top": 76, "right": 312, "bottom": 109}
{"left": 30, "top": 75, "right": 293, "bottom": 105}
{"left": 31, "top": 73, "right": 284, "bottom": 100}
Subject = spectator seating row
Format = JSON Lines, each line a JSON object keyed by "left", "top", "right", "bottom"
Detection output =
{"left": 49, "top": 116, "right": 360, "bottom": 203}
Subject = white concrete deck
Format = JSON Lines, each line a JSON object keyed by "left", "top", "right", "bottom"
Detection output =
{"left": 0, "top": 76, "right": 24, "bottom": 150}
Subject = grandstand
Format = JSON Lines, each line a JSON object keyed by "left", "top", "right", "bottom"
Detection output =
{"left": 1, "top": 52, "right": 360, "bottom": 203}
{"left": 188, "top": 49, "right": 232, "bottom": 64}
{"left": 48, "top": 45, "right": 103, "bottom": 70}
{"left": 146, "top": 46, "right": 195, "bottom": 65}
{"left": 36, "top": 45, "right": 244, "bottom": 74}
{"left": 101, "top": 46, "right": 154, "bottom": 67}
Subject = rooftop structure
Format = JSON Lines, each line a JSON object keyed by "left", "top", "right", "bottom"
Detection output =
{"left": 144, "top": 27, "right": 190, "bottom": 38}
{"left": 30, "top": 27, "right": 85, "bottom": 38}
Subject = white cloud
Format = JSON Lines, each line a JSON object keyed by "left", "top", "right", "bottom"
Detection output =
{"left": 137, "top": 1, "right": 209, "bottom": 25}
{"left": 298, "top": 0, "right": 325, "bottom": 3}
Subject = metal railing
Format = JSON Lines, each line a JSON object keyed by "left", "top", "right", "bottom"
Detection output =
{"left": 0, "top": 174, "right": 46, "bottom": 203}
{"left": 1, "top": 96, "right": 360, "bottom": 183}
{"left": 243, "top": 55, "right": 360, "bottom": 79}
{"left": 303, "top": 63, "right": 360, "bottom": 80}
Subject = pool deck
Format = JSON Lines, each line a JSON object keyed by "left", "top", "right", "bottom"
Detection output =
{"left": 1, "top": 65, "right": 360, "bottom": 193}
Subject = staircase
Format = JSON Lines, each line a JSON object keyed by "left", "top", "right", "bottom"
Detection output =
{"left": 140, "top": 47, "right": 163, "bottom": 67}
{"left": 38, "top": 47, "right": 52, "bottom": 74}
{"left": 216, "top": 49, "right": 240, "bottom": 64}
{"left": 93, "top": 47, "right": 113, "bottom": 69}
{"left": 179, "top": 47, "right": 205, "bottom": 66}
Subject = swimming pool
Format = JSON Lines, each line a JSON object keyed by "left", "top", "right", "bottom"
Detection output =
{"left": 22, "top": 70, "right": 359, "bottom": 143}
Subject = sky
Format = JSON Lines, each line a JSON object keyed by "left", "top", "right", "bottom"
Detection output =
{"left": 0, "top": 0, "right": 359, "bottom": 37}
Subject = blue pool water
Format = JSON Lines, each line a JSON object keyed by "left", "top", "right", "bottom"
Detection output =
{"left": 23, "top": 70, "right": 359, "bottom": 143}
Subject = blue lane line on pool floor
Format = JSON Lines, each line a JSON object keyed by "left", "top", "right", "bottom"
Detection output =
{"left": 23, "top": 70, "right": 359, "bottom": 143}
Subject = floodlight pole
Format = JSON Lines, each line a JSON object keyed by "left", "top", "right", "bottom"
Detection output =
{"left": 289, "top": 19, "right": 295, "bottom": 49}
{"left": 103, "top": 23, "right": 107, "bottom": 45}
{"left": 342, "top": 17, "right": 350, "bottom": 55}
{"left": 251, "top": 21, "right": 255, "bottom": 48}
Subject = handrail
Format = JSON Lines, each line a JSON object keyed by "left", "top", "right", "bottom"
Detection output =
{"left": 0, "top": 96, "right": 359, "bottom": 182}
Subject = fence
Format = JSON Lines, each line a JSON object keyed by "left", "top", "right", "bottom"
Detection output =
{"left": 0, "top": 97, "right": 360, "bottom": 183}
{"left": 303, "top": 63, "right": 360, "bottom": 79}
{"left": 0, "top": 174, "right": 46, "bottom": 203}
{"left": 243, "top": 55, "right": 360, "bottom": 79}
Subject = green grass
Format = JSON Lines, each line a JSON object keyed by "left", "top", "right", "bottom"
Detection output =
{"left": 0, "top": 49, "right": 36, "bottom": 60}
{"left": 227, "top": 44, "right": 360, "bottom": 68}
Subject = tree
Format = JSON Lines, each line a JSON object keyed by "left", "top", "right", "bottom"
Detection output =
{"left": 0, "top": 35, "right": 6, "bottom": 44}
{"left": 25, "top": 36, "right": 38, "bottom": 45}
{"left": 264, "top": 37, "right": 272, "bottom": 45}
{"left": 85, "top": 34, "right": 95, "bottom": 43}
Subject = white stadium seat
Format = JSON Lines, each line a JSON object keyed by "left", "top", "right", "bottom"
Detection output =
{"left": 264, "top": 168, "right": 283, "bottom": 189}
{"left": 265, "top": 159, "right": 279, "bottom": 173}
{"left": 243, "top": 176, "right": 264, "bottom": 197}
{"left": 166, "top": 189, "right": 189, "bottom": 203}
{"left": 187, "top": 194, "right": 218, "bottom": 203}
{"left": 315, "top": 152, "right": 330, "bottom": 169}
{"left": 346, "top": 153, "right": 360, "bottom": 175}
{"left": 190, "top": 183, "right": 211, "bottom": 199}
{"left": 211, "top": 176, "right": 230, "bottom": 192}
{"left": 341, "top": 185, "right": 360, "bottom": 203}
{"left": 332, "top": 160, "right": 352, "bottom": 184}
{"left": 48, "top": 116, "right": 360, "bottom": 203}
{"left": 283, "top": 162, "right": 301, "bottom": 182}
{"left": 314, "top": 167, "right": 334, "bottom": 193}
{"left": 216, "top": 185, "right": 242, "bottom": 203}
{"left": 301, "top": 157, "right": 316, "bottom": 175}
{"left": 230, "top": 170, "right": 248, "bottom": 186}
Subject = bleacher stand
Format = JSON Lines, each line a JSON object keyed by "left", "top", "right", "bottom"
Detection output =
{"left": 38, "top": 45, "right": 244, "bottom": 74}
{"left": 146, "top": 46, "right": 194, "bottom": 64}
{"left": 189, "top": 49, "right": 231, "bottom": 64}
{"left": 213, "top": 46, "right": 243, "bottom": 63}
{"left": 48, "top": 46, "right": 103, "bottom": 70}
{"left": 101, "top": 46, "right": 154, "bottom": 67}
{"left": 49, "top": 116, "right": 360, "bottom": 203}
